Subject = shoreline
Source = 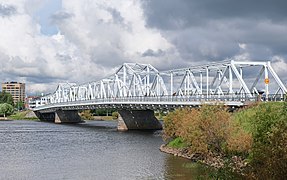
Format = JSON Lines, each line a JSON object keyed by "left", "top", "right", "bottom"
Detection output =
{"left": 0, "top": 117, "right": 12, "bottom": 121}
{"left": 160, "top": 144, "right": 247, "bottom": 174}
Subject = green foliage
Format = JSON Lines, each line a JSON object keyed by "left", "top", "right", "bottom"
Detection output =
{"left": 163, "top": 105, "right": 249, "bottom": 156}
{"left": 0, "top": 91, "right": 14, "bottom": 106}
{"left": 237, "top": 102, "right": 287, "bottom": 179}
{"left": 91, "top": 109, "right": 116, "bottom": 116}
{"left": 112, "top": 111, "right": 119, "bottom": 119}
{"left": 249, "top": 121, "right": 287, "bottom": 179}
{"left": 164, "top": 102, "right": 287, "bottom": 179}
{"left": 233, "top": 102, "right": 283, "bottom": 135}
{"left": 14, "top": 101, "right": 25, "bottom": 110}
{"left": 80, "top": 110, "right": 93, "bottom": 120}
{"left": 167, "top": 137, "right": 187, "bottom": 148}
{"left": 9, "top": 110, "right": 39, "bottom": 120}
{"left": 0, "top": 103, "right": 14, "bottom": 117}
{"left": 206, "top": 164, "right": 244, "bottom": 180}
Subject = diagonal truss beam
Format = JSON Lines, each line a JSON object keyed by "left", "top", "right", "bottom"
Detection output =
{"left": 37, "top": 60, "right": 287, "bottom": 107}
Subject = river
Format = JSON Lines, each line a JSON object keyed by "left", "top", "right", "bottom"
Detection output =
{"left": 0, "top": 120, "right": 209, "bottom": 180}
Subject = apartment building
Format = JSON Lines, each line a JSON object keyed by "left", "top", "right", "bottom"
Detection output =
{"left": 2, "top": 82, "right": 25, "bottom": 104}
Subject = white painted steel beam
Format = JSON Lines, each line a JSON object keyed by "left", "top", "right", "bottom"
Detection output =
{"left": 36, "top": 60, "right": 287, "bottom": 110}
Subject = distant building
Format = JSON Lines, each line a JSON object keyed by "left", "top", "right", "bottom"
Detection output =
{"left": 25, "top": 95, "right": 48, "bottom": 109}
{"left": 2, "top": 82, "right": 25, "bottom": 104}
{"left": 25, "top": 96, "right": 38, "bottom": 109}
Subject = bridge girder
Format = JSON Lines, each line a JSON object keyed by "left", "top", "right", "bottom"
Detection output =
{"left": 34, "top": 60, "right": 287, "bottom": 111}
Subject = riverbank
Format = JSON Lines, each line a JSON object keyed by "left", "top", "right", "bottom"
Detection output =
{"left": 8, "top": 110, "right": 39, "bottom": 120}
{"left": 0, "top": 117, "right": 11, "bottom": 121}
{"left": 160, "top": 144, "right": 247, "bottom": 175}
{"left": 161, "top": 102, "right": 287, "bottom": 179}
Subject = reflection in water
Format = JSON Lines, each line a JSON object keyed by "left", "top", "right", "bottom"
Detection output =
{"left": 0, "top": 120, "right": 209, "bottom": 180}
{"left": 164, "top": 155, "right": 209, "bottom": 179}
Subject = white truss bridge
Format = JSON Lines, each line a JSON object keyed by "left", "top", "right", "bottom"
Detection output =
{"left": 34, "top": 60, "right": 287, "bottom": 112}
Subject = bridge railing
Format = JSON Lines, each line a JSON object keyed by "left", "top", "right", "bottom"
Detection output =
{"left": 90, "top": 94, "right": 254, "bottom": 102}
{"left": 33, "top": 93, "right": 286, "bottom": 111}
{"left": 33, "top": 94, "right": 255, "bottom": 110}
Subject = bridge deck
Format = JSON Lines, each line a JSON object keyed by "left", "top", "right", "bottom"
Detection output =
{"left": 33, "top": 60, "right": 287, "bottom": 112}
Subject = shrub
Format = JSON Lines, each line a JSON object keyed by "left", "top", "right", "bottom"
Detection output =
{"left": 163, "top": 108, "right": 186, "bottom": 141}
{"left": 164, "top": 105, "right": 241, "bottom": 156}
{"left": 244, "top": 102, "right": 287, "bottom": 179}
{"left": 112, "top": 111, "right": 119, "bottom": 119}
{"left": 249, "top": 120, "right": 287, "bottom": 179}
{"left": 163, "top": 102, "right": 287, "bottom": 178}
{"left": 80, "top": 110, "right": 93, "bottom": 120}
{"left": 167, "top": 137, "right": 187, "bottom": 148}
{"left": 226, "top": 124, "right": 252, "bottom": 156}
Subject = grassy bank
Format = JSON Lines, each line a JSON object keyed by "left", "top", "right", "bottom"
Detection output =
{"left": 8, "top": 110, "right": 39, "bottom": 120}
{"left": 162, "top": 102, "right": 287, "bottom": 179}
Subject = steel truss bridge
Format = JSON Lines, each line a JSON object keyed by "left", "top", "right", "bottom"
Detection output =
{"left": 34, "top": 60, "right": 287, "bottom": 112}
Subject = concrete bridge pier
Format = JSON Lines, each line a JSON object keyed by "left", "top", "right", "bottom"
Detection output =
{"left": 35, "top": 110, "right": 82, "bottom": 123}
{"left": 54, "top": 110, "right": 82, "bottom": 123}
{"left": 117, "top": 110, "right": 162, "bottom": 131}
{"left": 34, "top": 111, "right": 55, "bottom": 122}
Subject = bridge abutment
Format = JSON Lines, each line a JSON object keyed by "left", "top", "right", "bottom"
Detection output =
{"left": 55, "top": 110, "right": 82, "bottom": 123}
{"left": 35, "top": 110, "right": 82, "bottom": 123}
{"left": 117, "top": 110, "right": 162, "bottom": 131}
{"left": 34, "top": 111, "right": 55, "bottom": 122}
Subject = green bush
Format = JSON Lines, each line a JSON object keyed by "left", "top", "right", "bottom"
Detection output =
{"left": 163, "top": 102, "right": 287, "bottom": 179}
{"left": 112, "top": 111, "right": 119, "bottom": 119}
{"left": 163, "top": 105, "right": 251, "bottom": 156}
{"left": 0, "top": 103, "right": 14, "bottom": 117}
{"left": 167, "top": 137, "right": 187, "bottom": 148}
{"left": 80, "top": 110, "right": 93, "bottom": 120}
{"left": 241, "top": 102, "right": 287, "bottom": 179}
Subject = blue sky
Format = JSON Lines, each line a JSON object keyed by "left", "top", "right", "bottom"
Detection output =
{"left": 35, "top": 0, "right": 61, "bottom": 35}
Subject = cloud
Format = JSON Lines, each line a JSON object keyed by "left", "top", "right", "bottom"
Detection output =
{"left": 51, "top": 11, "right": 73, "bottom": 23}
{"left": 0, "top": 4, "right": 17, "bottom": 17}
{"left": 55, "top": 0, "right": 180, "bottom": 68}
{"left": 142, "top": 0, "right": 287, "bottom": 62}
{"left": 0, "top": 0, "right": 286, "bottom": 95}
{"left": 0, "top": 0, "right": 181, "bottom": 94}
{"left": 238, "top": 43, "right": 246, "bottom": 50}
{"left": 0, "top": 1, "right": 84, "bottom": 94}
{"left": 142, "top": 49, "right": 165, "bottom": 57}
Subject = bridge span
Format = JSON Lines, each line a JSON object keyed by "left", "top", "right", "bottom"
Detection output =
{"left": 33, "top": 60, "right": 287, "bottom": 130}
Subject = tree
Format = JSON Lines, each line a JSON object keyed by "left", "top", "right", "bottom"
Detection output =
{"left": 0, "top": 103, "right": 14, "bottom": 117}
{"left": 0, "top": 91, "right": 14, "bottom": 106}
{"left": 15, "top": 101, "right": 25, "bottom": 110}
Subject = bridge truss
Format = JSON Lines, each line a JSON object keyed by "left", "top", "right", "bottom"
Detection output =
{"left": 34, "top": 60, "right": 287, "bottom": 111}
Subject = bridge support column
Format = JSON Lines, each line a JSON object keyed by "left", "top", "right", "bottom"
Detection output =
{"left": 117, "top": 110, "right": 162, "bottom": 131}
{"left": 55, "top": 110, "right": 82, "bottom": 123}
{"left": 35, "top": 110, "right": 82, "bottom": 123}
{"left": 34, "top": 111, "right": 55, "bottom": 122}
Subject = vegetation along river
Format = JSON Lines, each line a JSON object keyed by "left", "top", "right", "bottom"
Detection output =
{"left": 0, "top": 120, "right": 210, "bottom": 180}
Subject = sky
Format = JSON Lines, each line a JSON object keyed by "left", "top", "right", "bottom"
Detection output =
{"left": 0, "top": 0, "right": 286, "bottom": 95}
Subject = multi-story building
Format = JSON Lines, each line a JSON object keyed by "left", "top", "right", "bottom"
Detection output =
{"left": 2, "top": 82, "right": 25, "bottom": 104}
{"left": 25, "top": 96, "right": 44, "bottom": 109}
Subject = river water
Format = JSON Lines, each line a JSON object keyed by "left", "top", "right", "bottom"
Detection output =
{"left": 0, "top": 120, "right": 208, "bottom": 180}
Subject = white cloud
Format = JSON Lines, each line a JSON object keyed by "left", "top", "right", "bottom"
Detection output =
{"left": 0, "top": 0, "right": 181, "bottom": 95}
{"left": 271, "top": 56, "right": 287, "bottom": 79}
{"left": 57, "top": 0, "right": 179, "bottom": 67}
{"left": 238, "top": 43, "right": 246, "bottom": 50}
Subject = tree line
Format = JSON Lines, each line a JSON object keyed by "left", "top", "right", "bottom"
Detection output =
{"left": 0, "top": 91, "right": 14, "bottom": 117}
